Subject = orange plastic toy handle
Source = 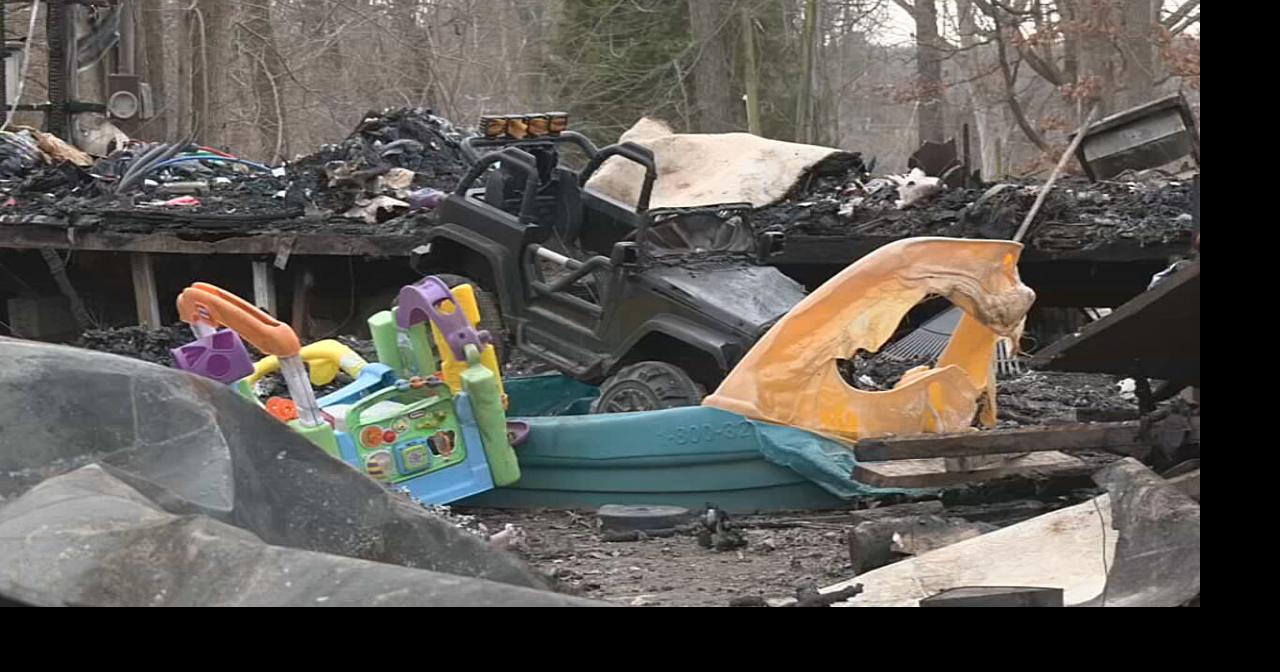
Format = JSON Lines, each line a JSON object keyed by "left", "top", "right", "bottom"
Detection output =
{"left": 177, "top": 282, "right": 301, "bottom": 357}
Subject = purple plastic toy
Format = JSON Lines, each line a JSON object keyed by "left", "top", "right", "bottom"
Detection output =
{"left": 396, "top": 276, "right": 492, "bottom": 360}
{"left": 408, "top": 188, "right": 445, "bottom": 211}
{"left": 506, "top": 420, "right": 531, "bottom": 447}
{"left": 172, "top": 328, "right": 256, "bottom": 384}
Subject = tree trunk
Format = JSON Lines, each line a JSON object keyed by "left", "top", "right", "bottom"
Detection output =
{"left": 1078, "top": 0, "right": 1118, "bottom": 117}
{"left": 1121, "top": 0, "right": 1157, "bottom": 109}
{"left": 243, "top": 0, "right": 289, "bottom": 162}
{"left": 140, "top": 0, "right": 170, "bottom": 140}
{"left": 794, "top": 0, "right": 818, "bottom": 143}
{"left": 689, "top": 0, "right": 741, "bottom": 132}
{"left": 190, "top": 0, "right": 233, "bottom": 148}
{"left": 913, "top": 0, "right": 945, "bottom": 143}
{"left": 956, "top": 0, "right": 999, "bottom": 178}
{"left": 177, "top": 4, "right": 192, "bottom": 138}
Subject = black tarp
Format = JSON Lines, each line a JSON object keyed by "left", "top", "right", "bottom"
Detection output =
{"left": 0, "top": 338, "right": 600, "bottom": 607}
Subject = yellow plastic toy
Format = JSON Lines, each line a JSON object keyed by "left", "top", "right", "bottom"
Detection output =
{"left": 703, "top": 237, "right": 1035, "bottom": 442}
{"left": 430, "top": 283, "right": 506, "bottom": 406}
{"left": 248, "top": 339, "right": 368, "bottom": 387}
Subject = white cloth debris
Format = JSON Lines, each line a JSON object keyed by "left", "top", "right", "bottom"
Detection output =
{"left": 888, "top": 168, "right": 943, "bottom": 209}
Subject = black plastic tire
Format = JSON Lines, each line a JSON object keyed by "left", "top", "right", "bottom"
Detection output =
{"left": 591, "top": 361, "right": 705, "bottom": 414}
{"left": 434, "top": 273, "right": 507, "bottom": 365}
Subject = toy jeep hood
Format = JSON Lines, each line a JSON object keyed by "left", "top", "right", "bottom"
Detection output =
{"left": 644, "top": 262, "right": 806, "bottom": 335}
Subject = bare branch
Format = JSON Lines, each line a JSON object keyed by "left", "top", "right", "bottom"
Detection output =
{"left": 989, "top": 16, "right": 1050, "bottom": 153}
{"left": 1172, "top": 13, "right": 1200, "bottom": 35}
{"left": 1162, "top": 0, "right": 1200, "bottom": 29}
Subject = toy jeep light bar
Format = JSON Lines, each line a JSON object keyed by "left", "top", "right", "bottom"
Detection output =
{"left": 479, "top": 112, "right": 569, "bottom": 140}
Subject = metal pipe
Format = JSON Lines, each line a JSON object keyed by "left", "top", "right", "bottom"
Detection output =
{"left": 279, "top": 355, "right": 324, "bottom": 427}
{"left": 533, "top": 245, "right": 574, "bottom": 268}
{"left": 1013, "top": 106, "right": 1099, "bottom": 243}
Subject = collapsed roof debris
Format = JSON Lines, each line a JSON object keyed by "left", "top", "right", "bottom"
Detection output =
{"left": 753, "top": 170, "right": 1195, "bottom": 252}
{"left": 3, "top": 107, "right": 1194, "bottom": 260}
{"left": 288, "top": 107, "right": 466, "bottom": 213}
{"left": 0, "top": 107, "right": 466, "bottom": 236}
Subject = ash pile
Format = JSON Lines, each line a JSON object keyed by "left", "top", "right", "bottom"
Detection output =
{"left": 753, "top": 167, "right": 1195, "bottom": 252}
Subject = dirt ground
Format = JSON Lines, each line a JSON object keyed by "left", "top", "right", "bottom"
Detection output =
{"left": 458, "top": 491, "right": 1101, "bottom": 606}
{"left": 462, "top": 507, "right": 873, "bottom": 606}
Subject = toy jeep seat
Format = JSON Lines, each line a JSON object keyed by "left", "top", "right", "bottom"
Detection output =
{"left": 485, "top": 157, "right": 585, "bottom": 252}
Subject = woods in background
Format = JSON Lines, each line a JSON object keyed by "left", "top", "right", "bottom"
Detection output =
{"left": 4, "top": 0, "right": 1200, "bottom": 176}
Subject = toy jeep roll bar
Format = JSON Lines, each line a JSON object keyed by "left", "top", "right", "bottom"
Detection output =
{"left": 459, "top": 130, "right": 600, "bottom": 167}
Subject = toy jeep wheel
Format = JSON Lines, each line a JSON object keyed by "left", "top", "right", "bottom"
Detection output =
{"left": 435, "top": 274, "right": 507, "bottom": 365}
{"left": 592, "top": 362, "right": 705, "bottom": 414}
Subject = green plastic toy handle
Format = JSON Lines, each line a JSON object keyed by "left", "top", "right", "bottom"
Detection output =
{"left": 461, "top": 344, "right": 520, "bottom": 486}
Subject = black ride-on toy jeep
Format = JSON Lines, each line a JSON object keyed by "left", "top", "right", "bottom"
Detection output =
{"left": 412, "top": 114, "right": 805, "bottom": 412}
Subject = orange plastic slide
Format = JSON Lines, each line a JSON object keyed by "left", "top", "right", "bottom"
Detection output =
{"left": 703, "top": 238, "right": 1035, "bottom": 442}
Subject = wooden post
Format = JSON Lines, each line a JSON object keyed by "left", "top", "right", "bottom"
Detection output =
{"left": 291, "top": 266, "right": 313, "bottom": 339}
{"left": 130, "top": 252, "right": 162, "bottom": 328}
{"left": 38, "top": 248, "right": 93, "bottom": 330}
{"left": 251, "top": 260, "right": 278, "bottom": 316}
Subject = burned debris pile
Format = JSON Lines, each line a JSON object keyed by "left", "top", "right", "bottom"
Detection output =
{"left": 996, "top": 371, "right": 1141, "bottom": 427}
{"left": 77, "top": 323, "right": 195, "bottom": 365}
{"left": 288, "top": 107, "right": 467, "bottom": 216}
{"left": 754, "top": 170, "right": 1194, "bottom": 252}
{"left": 1, "top": 107, "right": 466, "bottom": 234}
{"left": 6, "top": 107, "right": 1193, "bottom": 254}
{"left": 839, "top": 351, "right": 936, "bottom": 391}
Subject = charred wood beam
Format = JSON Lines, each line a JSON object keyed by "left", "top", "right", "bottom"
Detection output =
{"left": 38, "top": 247, "right": 94, "bottom": 330}
{"left": 854, "top": 418, "right": 1200, "bottom": 462}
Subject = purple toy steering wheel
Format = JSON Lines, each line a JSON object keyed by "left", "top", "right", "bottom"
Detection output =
{"left": 395, "top": 276, "right": 492, "bottom": 360}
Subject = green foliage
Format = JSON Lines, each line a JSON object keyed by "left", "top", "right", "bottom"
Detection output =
{"left": 547, "top": 0, "right": 694, "bottom": 143}
{"left": 545, "top": 0, "right": 811, "bottom": 143}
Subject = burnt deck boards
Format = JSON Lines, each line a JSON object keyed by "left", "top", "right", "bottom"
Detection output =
{"left": 0, "top": 223, "right": 418, "bottom": 257}
{"left": 851, "top": 418, "right": 1200, "bottom": 488}
{"left": 853, "top": 452, "right": 1086, "bottom": 489}
{"left": 1, "top": 219, "right": 420, "bottom": 330}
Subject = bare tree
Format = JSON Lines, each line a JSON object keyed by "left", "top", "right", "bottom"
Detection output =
{"left": 689, "top": 0, "right": 742, "bottom": 132}
{"left": 241, "top": 0, "right": 290, "bottom": 162}
{"left": 953, "top": 0, "right": 1002, "bottom": 177}
{"left": 187, "top": 0, "right": 234, "bottom": 147}
{"left": 54, "top": 0, "right": 1191, "bottom": 171}
{"left": 138, "top": 0, "right": 171, "bottom": 140}
{"left": 795, "top": 0, "right": 819, "bottom": 142}
{"left": 894, "top": 0, "right": 946, "bottom": 143}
